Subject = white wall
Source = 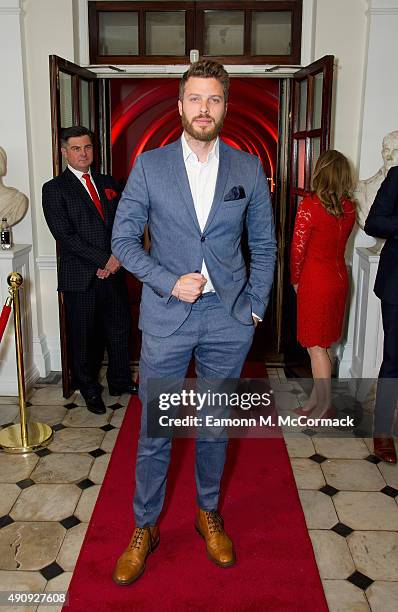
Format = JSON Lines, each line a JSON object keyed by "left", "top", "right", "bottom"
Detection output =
{"left": 314, "top": 0, "right": 368, "bottom": 168}
{"left": 0, "top": 0, "right": 41, "bottom": 391}
{"left": 0, "top": 0, "right": 32, "bottom": 246}
{"left": 359, "top": 0, "right": 398, "bottom": 178}
{"left": 22, "top": 0, "right": 75, "bottom": 253}
{"left": 21, "top": 0, "right": 75, "bottom": 370}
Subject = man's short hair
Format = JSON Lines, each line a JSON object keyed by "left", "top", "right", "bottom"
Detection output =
{"left": 179, "top": 60, "right": 230, "bottom": 102}
{"left": 61, "top": 126, "right": 94, "bottom": 147}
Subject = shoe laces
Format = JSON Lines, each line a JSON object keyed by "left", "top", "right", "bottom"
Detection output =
{"left": 205, "top": 511, "right": 224, "bottom": 534}
{"left": 129, "top": 527, "right": 147, "bottom": 550}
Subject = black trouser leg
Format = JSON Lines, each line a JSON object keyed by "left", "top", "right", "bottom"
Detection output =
{"left": 374, "top": 301, "right": 398, "bottom": 435}
{"left": 64, "top": 288, "right": 103, "bottom": 397}
{"left": 96, "top": 279, "right": 132, "bottom": 389}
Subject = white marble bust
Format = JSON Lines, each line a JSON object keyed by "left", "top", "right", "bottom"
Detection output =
{"left": 355, "top": 130, "right": 398, "bottom": 230}
{"left": 0, "top": 146, "right": 28, "bottom": 227}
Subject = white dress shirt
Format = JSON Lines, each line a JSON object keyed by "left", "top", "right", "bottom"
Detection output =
{"left": 181, "top": 133, "right": 218, "bottom": 293}
{"left": 68, "top": 165, "right": 100, "bottom": 199}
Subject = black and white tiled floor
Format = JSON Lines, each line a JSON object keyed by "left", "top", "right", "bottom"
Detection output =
{"left": 0, "top": 368, "right": 134, "bottom": 612}
{"left": 0, "top": 367, "right": 397, "bottom": 611}
{"left": 269, "top": 367, "right": 398, "bottom": 612}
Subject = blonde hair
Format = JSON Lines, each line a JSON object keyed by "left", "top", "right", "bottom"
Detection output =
{"left": 312, "top": 150, "right": 354, "bottom": 217}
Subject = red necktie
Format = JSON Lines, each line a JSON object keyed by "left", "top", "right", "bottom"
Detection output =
{"left": 82, "top": 173, "right": 104, "bottom": 220}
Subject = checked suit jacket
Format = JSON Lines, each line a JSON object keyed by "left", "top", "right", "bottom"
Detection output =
{"left": 112, "top": 137, "right": 277, "bottom": 337}
{"left": 42, "top": 167, "right": 124, "bottom": 292}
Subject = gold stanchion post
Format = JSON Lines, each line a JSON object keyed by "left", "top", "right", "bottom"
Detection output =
{"left": 0, "top": 272, "right": 53, "bottom": 453}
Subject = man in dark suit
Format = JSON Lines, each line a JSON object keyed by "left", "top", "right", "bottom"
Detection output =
{"left": 42, "top": 126, "right": 138, "bottom": 414}
{"left": 365, "top": 164, "right": 398, "bottom": 463}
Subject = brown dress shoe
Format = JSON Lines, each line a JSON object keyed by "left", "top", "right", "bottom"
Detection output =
{"left": 112, "top": 525, "right": 159, "bottom": 585}
{"left": 195, "top": 509, "right": 235, "bottom": 568}
{"left": 373, "top": 436, "right": 397, "bottom": 464}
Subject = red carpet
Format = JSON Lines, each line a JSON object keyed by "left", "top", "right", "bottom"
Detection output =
{"left": 65, "top": 364, "right": 327, "bottom": 611}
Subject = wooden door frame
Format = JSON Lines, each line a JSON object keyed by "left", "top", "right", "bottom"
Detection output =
{"left": 49, "top": 55, "right": 98, "bottom": 397}
{"left": 283, "top": 54, "right": 334, "bottom": 368}
{"left": 49, "top": 57, "right": 334, "bottom": 392}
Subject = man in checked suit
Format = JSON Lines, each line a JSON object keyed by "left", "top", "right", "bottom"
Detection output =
{"left": 112, "top": 61, "right": 276, "bottom": 584}
{"left": 42, "top": 126, "right": 138, "bottom": 414}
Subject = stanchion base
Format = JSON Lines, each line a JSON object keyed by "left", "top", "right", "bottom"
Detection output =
{"left": 0, "top": 422, "right": 54, "bottom": 453}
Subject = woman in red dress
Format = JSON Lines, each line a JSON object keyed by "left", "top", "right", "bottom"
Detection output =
{"left": 290, "top": 150, "right": 356, "bottom": 418}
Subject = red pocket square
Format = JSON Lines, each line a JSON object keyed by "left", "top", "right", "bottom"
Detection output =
{"left": 104, "top": 188, "right": 118, "bottom": 200}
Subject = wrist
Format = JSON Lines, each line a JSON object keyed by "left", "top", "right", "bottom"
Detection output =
{"left": 175, "top": 279, "right": 181, "bottom": 300}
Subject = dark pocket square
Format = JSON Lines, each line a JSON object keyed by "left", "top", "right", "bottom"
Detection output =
{"left": 224, "top": 185, "right": 246, "bottom": 202}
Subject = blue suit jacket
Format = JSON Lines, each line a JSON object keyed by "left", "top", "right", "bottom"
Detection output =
{"left": 112, "top": 138, "right": 277, "bottom": 337}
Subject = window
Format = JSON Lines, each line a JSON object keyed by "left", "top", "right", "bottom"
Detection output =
{"left": 88, "top": 1, "right": 302, "bottom": 64}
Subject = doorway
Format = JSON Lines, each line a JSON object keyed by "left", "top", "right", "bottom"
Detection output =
{"left": 49, "top": 55, "right": 333, "bottom": 396}
{"left": 109, "top": 76, "right": 280, "bottom": 362}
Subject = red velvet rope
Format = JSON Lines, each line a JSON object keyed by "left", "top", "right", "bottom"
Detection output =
{"left": 0, "top": 303, "right": 12, "bottom": 343}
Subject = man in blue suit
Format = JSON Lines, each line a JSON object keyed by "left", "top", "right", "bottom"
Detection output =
{"left": 112, "top": 60, "right": 276, "bottom": 585}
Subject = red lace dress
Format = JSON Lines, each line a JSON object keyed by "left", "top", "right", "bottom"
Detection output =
{"left": 290, "top": 194, "right": 355, "bottom": 348}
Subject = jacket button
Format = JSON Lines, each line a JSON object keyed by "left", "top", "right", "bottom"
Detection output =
{"left": 201, "top": 236, "right": 205, "bottom": 242}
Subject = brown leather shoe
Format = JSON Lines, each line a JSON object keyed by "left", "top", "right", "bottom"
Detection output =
{"left": 373, "top": 436, "right": 397, "bottom": 464}
{"left": 195, "top": 509, "right": 235, "bottom": 568}
{"left": 112, "top": 525, "right": 159, "bottom": 585}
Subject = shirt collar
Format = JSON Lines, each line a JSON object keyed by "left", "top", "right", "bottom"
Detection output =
{"left": 68, "top": 165, "right": 92, "bottom": 180}
{"left": 181, "top": 132, "right": 219, "bottom": 164}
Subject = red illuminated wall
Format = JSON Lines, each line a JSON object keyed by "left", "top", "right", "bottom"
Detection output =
{"left": 110, "top": 78, "right": 279, "bottom": 188}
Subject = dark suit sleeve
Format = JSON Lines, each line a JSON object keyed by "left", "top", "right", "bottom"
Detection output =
{"left": 42, "top": 180, "right": 109, "bottom": 269}
{"left": 364, "top": 167, "right": 398, "bottom": 239}
{"left": 100, "top": 174, "right": 122, "bottom": 198}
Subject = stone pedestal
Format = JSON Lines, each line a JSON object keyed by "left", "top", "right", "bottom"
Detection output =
{"left": 0, "top": 244, "right": 39, "bottom": 395}
{"left": 351, "top": 247, "right": 384, "bottom": 389}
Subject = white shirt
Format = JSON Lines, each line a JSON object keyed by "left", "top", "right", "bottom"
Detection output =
{"left": 68, "top": 165, "right": 100, "bottom": 199}
{"left": 181, "top": 133, "right": 218, "bottom": 293}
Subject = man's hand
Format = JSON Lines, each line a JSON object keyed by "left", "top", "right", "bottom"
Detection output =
{"left": 293, "top": 284, "right": 298, "bottom": 293}
{"left": 105, "top": 254, "right": 121, "bottom": 274}
{"left": 96, "top": 268, "right": 110, "bottom": 279}
{"left": 252, "top": 315, "right": 260, "bottom": 328}
{"left": 172, "top": 273, "right": 207, "bottom": 303}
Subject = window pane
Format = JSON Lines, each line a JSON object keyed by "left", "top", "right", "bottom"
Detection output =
{"left": 310, "top": 137, "right": 321, "bottom": 178}
{"left": 80, "top": 80, "right": 90, "bottom": 129}
{"left": 298, "top": 80, "right": 307, "bottom": 132}
{"left": 251, "top": 11, "right": 292, "bottom": 55}
{"left": 59, "top": 72, "right": 73, "bottom": 129}
{"left": 204, "top": 10, "right": 244, "bottom": 56}
{"left": 312, "top": 72, "right": 323, "bottom": 130}
{"left": 146, "top": 12, "right": 185, "bottom": 55}
{"left": 99, "top": 12, "right": 138, "bottom": 56}
{"left": 296, "top": 139, "right": 306, "bottom": 190}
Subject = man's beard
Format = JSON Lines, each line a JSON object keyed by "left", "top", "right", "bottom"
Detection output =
{"left": 181, "top": 110, "right": 225, "bottom": 142}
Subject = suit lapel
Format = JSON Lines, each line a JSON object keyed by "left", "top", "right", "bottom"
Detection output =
{"left": 171, "top": 140, "right": 201, "bottom": 233}
{"left": 203, "top": 140, "right": 231, "bottom": 233}
{"left": 63, "top": 168, "right": 105, "bottom": 223}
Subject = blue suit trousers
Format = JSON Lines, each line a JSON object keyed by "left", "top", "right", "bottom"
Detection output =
{"left": 134, "top": 293, "right": 254, "bottom": 527}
